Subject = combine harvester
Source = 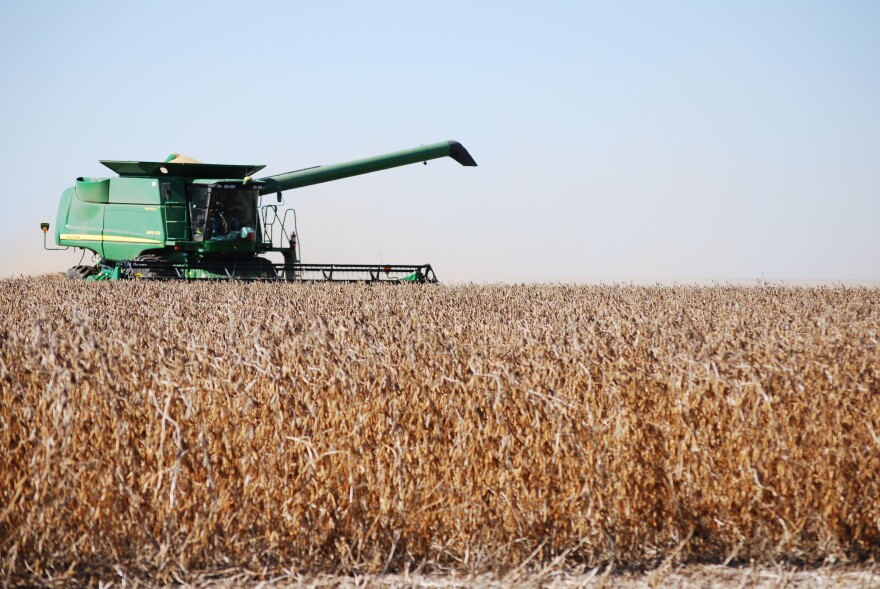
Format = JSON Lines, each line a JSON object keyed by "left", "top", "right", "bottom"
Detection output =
{"left": 42, "top": 141, "right": 477, "bottom": 282}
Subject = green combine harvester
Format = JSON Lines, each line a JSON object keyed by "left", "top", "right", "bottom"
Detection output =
{"left": 42, "top": 140, "right": 477, "bottom": 282}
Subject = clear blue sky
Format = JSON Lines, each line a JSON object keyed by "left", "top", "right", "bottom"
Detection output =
{"left": 2, "top": 1, "right": 878, "bottom": 282}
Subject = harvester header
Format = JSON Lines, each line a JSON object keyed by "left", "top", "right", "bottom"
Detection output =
{"left": 43, "top": 140, "right": 476, "bottom": 282}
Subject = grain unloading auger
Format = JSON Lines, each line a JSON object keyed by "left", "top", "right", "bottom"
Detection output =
{"left": 42, "top": 141, "right": 476, "bottom": 282}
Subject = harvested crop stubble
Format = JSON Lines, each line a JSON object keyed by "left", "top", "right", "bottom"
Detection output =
{"left": 1, "top": 278, "right": 879, "bottom": 584}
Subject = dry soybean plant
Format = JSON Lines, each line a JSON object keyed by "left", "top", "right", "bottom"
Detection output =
{"left": 1, "top": 277, "right": 878, "bottom": 585}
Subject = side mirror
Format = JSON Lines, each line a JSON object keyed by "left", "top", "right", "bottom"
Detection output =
{"left": 276, "top": 191, "right": 282, "bottom": 203}
{"left": 41, "top": 222, "right": 68, "bottom": 251}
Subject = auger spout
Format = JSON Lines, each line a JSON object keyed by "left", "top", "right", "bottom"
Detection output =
{"left": 259, "top": 140, "right": 477, "bottom": 195}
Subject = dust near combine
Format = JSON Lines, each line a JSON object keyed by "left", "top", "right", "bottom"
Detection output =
{"left": 1, "top": 278, "right": 878, "bottom": 587}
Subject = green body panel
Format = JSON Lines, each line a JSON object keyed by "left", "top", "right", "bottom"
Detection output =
{"left": 56, "top": 186, "right": 106, "bottom": 257}
{"left": 75, "top": 178, "right": 110, "bottom": 203}
{"left": 164, "top": 205, "right": 188, "bottom": 240}
{"left": 57, "top": 186, "right": 167, "bottom": 259}
{"left": 109, "top": 177, "right": 161, "bottom": 204}
{"left": 102, "top": 205, "right": 165, "bottom": 260}
{"left": 53, "top": 140, "right": 476, "bottom": 268}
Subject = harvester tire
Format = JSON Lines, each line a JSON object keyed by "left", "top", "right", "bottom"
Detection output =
{"left": 248, "top": 256, "right": 277, "bottom": 279}
{"left": 66, "top": 265, "right": 99, "bottom": 280}
{"left": 131, "top": 254, "right": 175, "bottom": 279}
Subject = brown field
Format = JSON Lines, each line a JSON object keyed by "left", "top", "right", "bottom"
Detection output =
{"left": 1, "top": 278, "right": 879, "bottom": 587}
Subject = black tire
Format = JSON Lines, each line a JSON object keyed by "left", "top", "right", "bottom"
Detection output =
{"left": 66, "top": 265, "right": 99, "bottom": 280}
{"left": 241, "top": 256, "right": 277, "bottom": 279}
{"left": 131, "top": 253, "right": 175, "bottom": 278}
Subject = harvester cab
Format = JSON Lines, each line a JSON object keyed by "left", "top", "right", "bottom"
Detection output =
{"left": 189, "top": 179, "right": 261, "bottom": 243}
{"left": 43, "top": 140, "right": 476, "bottom": 282}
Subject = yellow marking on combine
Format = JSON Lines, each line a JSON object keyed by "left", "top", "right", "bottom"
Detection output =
{"left": 103, "top": 235, "right": 163, "bottom": 244}
{"left": 60, "top": 234, "right": 162, "bottom": 244}
{"left": 58, "top": 233, "right": 102, "bottom": 241}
